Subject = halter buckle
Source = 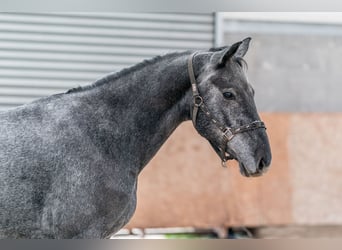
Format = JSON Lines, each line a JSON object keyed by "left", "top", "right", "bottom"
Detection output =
{"left": 223, "top": 128, "right": 234, "bottom": 141}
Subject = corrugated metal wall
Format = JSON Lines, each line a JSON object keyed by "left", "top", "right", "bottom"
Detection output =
{"left": 0, "top": 13, "right": 214, "bottom": 110}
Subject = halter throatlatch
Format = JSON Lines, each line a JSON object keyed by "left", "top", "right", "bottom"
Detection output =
{"left": 187, "top": 52, "right": 266, "bottom": 167}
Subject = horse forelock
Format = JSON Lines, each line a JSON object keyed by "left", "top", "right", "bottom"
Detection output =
{"left": 235, "top": 57, "right": 248, "bottom": 72}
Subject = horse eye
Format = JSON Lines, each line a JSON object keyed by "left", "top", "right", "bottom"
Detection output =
{"left": 223, "top": 91, "right": 235, "bottom": 99}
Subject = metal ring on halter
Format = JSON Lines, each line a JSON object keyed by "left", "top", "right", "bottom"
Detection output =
{"left": 193, "top": 96, "right": 203, "bottom": 107}
{"left": 221, "top": 160, "right": 228, "bottom": 168}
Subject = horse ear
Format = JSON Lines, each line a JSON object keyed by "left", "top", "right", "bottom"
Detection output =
{"left": 216, "top": 37, "right": 251, "bottom": 67}
{"left": 235, "top": 37, "right": 251, "bottom": 58}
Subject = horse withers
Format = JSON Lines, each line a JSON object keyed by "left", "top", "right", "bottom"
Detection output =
{"left": 0, "top": 37, "right": 271, "bottom": 238}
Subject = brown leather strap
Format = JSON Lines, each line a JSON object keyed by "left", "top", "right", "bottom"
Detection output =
{"left": 188, "top": 52, "right": 202, "bottom": 126}
{"left": 188, "top": 52, "right": 199, "bottom": 96}
{"left": 231, "top": 121, "right": 266, "bottom": 135}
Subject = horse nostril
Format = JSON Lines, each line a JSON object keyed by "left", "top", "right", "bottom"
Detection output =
{"left": 258, "top": 158, "right": 266, "bottom": 170}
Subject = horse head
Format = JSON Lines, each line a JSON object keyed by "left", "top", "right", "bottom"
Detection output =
{"left": 190, "top": 37, "right": 272, "bottom": 177}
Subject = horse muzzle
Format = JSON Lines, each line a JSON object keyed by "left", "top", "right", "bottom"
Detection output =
{"left": 239, "top": 153, "right": 272, "bottom": 177}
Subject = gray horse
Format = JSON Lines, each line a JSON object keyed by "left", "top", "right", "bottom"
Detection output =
{"left": 0, "top": 37, "right": 271, "bottom": 238}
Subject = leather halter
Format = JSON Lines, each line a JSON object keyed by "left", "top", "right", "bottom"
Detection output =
{"left": 187, "top": 52, "right": 266, "bottom": 167}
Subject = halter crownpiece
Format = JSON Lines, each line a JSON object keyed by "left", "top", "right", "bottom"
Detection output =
{"left": 187, "top": 52, "right": 266, "bottom": 167}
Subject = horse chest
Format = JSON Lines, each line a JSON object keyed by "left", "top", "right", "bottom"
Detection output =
{"left": 86, "top": 180, "right": 138, "bottom": 238}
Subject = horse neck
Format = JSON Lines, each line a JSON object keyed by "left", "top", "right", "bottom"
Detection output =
{"left": 84, "top": 52, "right": 204, "bottom": 172}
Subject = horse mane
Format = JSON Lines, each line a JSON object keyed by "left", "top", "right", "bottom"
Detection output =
{"left": 66, "top": 51, "right": 190, "bottom": 94}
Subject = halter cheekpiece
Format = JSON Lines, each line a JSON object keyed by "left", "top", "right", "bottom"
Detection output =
{"left": 187, "top": 52, "right": 266, "bottom": 167}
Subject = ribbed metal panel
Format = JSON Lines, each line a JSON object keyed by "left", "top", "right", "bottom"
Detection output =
{"left": 0, "top": 13, "right": 214, "bottom": 109}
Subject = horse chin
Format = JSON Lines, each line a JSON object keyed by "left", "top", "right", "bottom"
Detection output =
{"left": 208, "top": 141, "right": 264, "bottom": 177}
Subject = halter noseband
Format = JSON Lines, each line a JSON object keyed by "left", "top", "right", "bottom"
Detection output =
{"left": 187, "top": 52, "right": 266, "bottom": 167}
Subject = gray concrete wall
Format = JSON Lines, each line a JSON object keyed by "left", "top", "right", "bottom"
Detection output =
{"left": 223, "top": 21, "right": 342, "bottom": 112}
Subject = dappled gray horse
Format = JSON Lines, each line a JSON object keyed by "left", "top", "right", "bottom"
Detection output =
{"left": 0, "top": 37, "right": 271, "bottom": 238}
